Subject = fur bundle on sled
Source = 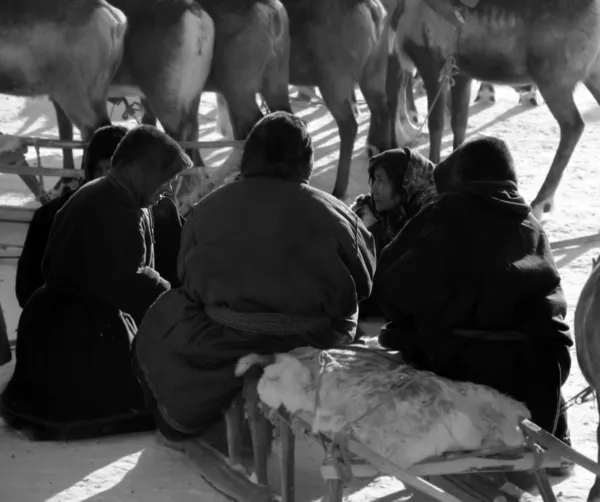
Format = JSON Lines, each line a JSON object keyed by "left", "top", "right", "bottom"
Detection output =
{"left": 244, "top": 345, "right": 530, "bottom": 469}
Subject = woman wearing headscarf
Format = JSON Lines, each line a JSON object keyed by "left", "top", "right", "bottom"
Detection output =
{"left": 133, "top": 111, "right": 376, "bottom": 440}
{"left": 372, "top": 137, "right": 572, "bottom": 473}
{"left": 352, "top": 148, "right": 437, "bottom": 318}
{"left": 1, "top": 126, "right": 192, "bottom": 440}
{"left": 15, "top": 126, "right": 184, "bottom": 309}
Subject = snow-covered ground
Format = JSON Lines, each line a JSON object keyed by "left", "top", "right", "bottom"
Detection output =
{"left": 1, "top": 85, "right": 600, "bottom": 501}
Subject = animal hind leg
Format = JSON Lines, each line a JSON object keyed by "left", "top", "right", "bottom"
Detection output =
{"left": 584, "top": 59, "right": 600, "bottom": 106}
{"left": 53, "top": 101, "right": 76, "bottom": 172}
{"left": 360, "top": 33, "right": 393, "bottom": 158}
{"left": 412, "top": 48, "right": 446, "bottom": 163}
{"left": 50, "top": 101, "right": 80, "bottom": 198}
{"left": 450, "top": 73, "right": 472, "bottom": 149}
{"left": 319, "top": 75, "right": 359, "bottom": 200}
{"left": 530, "top": 81, "right": 584, "bottom": 220}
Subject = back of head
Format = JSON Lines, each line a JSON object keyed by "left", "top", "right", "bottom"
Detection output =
{"left": 434, "top": 136, "right": 518, "bottom": 193}
{"left": 240, "top": 111, "right": 314, "bottom": 182}
{"left": 109, "top": 125, "right": 193, "bottom": 205}
{"left": 82, "top": 125, "right": 129, "bottom": 182}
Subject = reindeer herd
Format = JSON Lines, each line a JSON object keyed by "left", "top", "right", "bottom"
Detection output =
{"left": 4, "top": 0, "right": 600, "bottom": 217}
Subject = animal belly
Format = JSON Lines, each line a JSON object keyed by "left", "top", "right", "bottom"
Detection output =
{"left": 455, "top": 17, "right": 531, "bottom": 84}
{"left": 108, "top": 84, "right": 145, "bottom": 99}
{"left": 0, "top": 72, "right": 45, "bottom": 96}
{"left": 456, "top": 35, "right": 531, "bottom": 85}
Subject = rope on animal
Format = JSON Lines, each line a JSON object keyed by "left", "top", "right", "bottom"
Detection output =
{"left": 408, "top": 52, "right": 459, "bottom": 148}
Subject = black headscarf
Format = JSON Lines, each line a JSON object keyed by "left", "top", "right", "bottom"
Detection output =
{"left": 366, "top": 148, "right": 437, "bottom": 248}
{"left": 434, "top": 136, "right": 531, "bottom": 218}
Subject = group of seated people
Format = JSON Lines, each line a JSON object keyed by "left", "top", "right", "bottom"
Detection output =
{"left": 0, "top": 111, "right": 573, "bottom": 476}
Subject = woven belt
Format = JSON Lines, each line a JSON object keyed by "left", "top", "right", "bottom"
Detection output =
{"left": 205, "top": 305, "right": 331, "bottom": 335}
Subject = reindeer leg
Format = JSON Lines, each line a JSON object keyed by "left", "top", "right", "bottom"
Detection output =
{"left": 319, "top": 76, "right": 359, "bottom": 200}
{"left": 530, "top": 82, "right": 583, "bottom": 219}
{"left": 140, "top": 98, "right": 158, "bottom": 126}
{"left": 413, "top": 49, "right": 446, "bottom": 163}
{"left": 385, "top": 55, "right": 402, "bottom": 149}
{"left": 360, "top": 38, "right": 393, "bottom": 158}
{"left": 53, "top": 100, "right": 76, "bottom": 172}
{"left": 216, "top": 93, "right": 235, "bottom": 140}
{"left": 395, "top": 70, "right": 421, "bottom": 146}
{"left": 450, "top": 72, "right": 472, "bottom": 150}
{"left": 407, "top": 72, "right": 421, "bottom": 125}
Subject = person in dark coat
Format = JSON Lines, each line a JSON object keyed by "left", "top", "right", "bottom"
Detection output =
{"left": 0, "top": 303, "right": 10, "bottom": 366}
{"left": 1, "top": 126, "right": 192, "bottom": 440}
{"left": 133, "top": 111, "right": 377, "bottom": 440}
{"left": 352, "top": 148, "right": 437, "bottom": 319}
{"left": 372, "top": 137, "right": 572, "bottom": 456}
{"left": 15, "top": 126, "right": 183, "bottom": 309}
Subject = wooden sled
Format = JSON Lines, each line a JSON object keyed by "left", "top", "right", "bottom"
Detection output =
{"left": 182, "top": 368, "right": 600, "bottom": 502}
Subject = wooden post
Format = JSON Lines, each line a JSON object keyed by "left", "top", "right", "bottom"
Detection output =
{"left": 278, "top": 409, "right": 296, "bottom": 502}
{"left": 243, "top": 367, "right": 273, "bottom": 486}
{"left": 225, "top": 395, "right": 245, "bottom": 468}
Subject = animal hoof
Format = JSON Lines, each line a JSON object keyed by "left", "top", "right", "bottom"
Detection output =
{"left": 519, "top": 92, "right": 539, "bottom": 107}
{"left": 475, "top": 92, "right": 495, "bottom": 105}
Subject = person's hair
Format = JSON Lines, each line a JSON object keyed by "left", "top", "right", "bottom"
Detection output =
{"left": 240, "top": 111, "right": 314, "bottom": 181}
{"left": 110, "top": 125, "right": 193, "bottom": 178}
{"left": 434, "top": 136, "right": 518, "bottom": 192}
{"left": 367, "top": 148, "right": 411, "bottom": 196}
{"left": 82, "top": 125, "right": 129, "bottom": 181}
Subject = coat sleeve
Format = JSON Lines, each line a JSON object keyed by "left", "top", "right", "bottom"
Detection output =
{"left": 373, "top": 201, "right": 458, "bottom": 324}
{"left": 176, "top": 210, "right": 197, "bottom": 289}
{"left": 84, "top": 205, "right": 170, "bottom": 323}
{"left": 332, "top": 213, "right": 377, "bottom": 339}
{"left": 340, "top": 213, "right": 377, "bottom": 302}
{"left": 15, "top": 205, "right": 55, "bottom": 308}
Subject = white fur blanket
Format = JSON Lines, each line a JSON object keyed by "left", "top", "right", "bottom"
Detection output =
{"left": 255, "top": 346, "right": 531, "bottom": 469}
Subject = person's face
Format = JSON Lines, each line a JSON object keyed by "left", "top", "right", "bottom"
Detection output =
{"left": 91, "top": 158, "right": 112, "bottom": 180}
{"left": 149, "top": 177, "right": 176, "bottom": 206}
{"left": 370, "top": 166, "right": 400, "bottom": 213}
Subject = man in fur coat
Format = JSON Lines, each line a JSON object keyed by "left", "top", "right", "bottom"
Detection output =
{"left": 134, "top": 111, "right": 377, "bottom": 440}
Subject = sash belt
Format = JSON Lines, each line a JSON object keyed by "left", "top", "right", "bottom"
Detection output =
{"left": 205, "top": 305, "right": 330, "bottom": 335}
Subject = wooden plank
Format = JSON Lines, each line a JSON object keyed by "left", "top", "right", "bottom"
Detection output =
{"left": 1, "top": 134, "right": 244, "bottom": 150}
{"left": 320, "top": 448, "right": 562, "bottom": 480}
{"left": 550, "top": 233, "right": 600, "bottom": 250}
{"left": 0, "top": 165, "right": 84, "bottom": 178}
{"left": 183, "top": 439, "right": 276, "bottom": 502}
{"left": 0, "top": 206, "right": 34, "bottom": 223}
{"left": 0, "top": 165, "right": 232, "bottom": 178}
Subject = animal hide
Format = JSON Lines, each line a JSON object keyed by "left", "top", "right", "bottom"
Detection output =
{"left": 257, "top": 345, "right": 530, "bottom": 469}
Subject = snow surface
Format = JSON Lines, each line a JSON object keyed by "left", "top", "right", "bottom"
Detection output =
{"left": 1, "top": 86, "right": 600, "bottom": 501}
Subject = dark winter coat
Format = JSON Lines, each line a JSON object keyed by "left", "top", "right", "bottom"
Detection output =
{"left": 1, "top": 176, "right": 171, "bottom": 433}
{"left": 135, "top": 177, "right": 376, "bottom": 437}
{"left": 15, "top": 190, "right": 183, "bottom": 309}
